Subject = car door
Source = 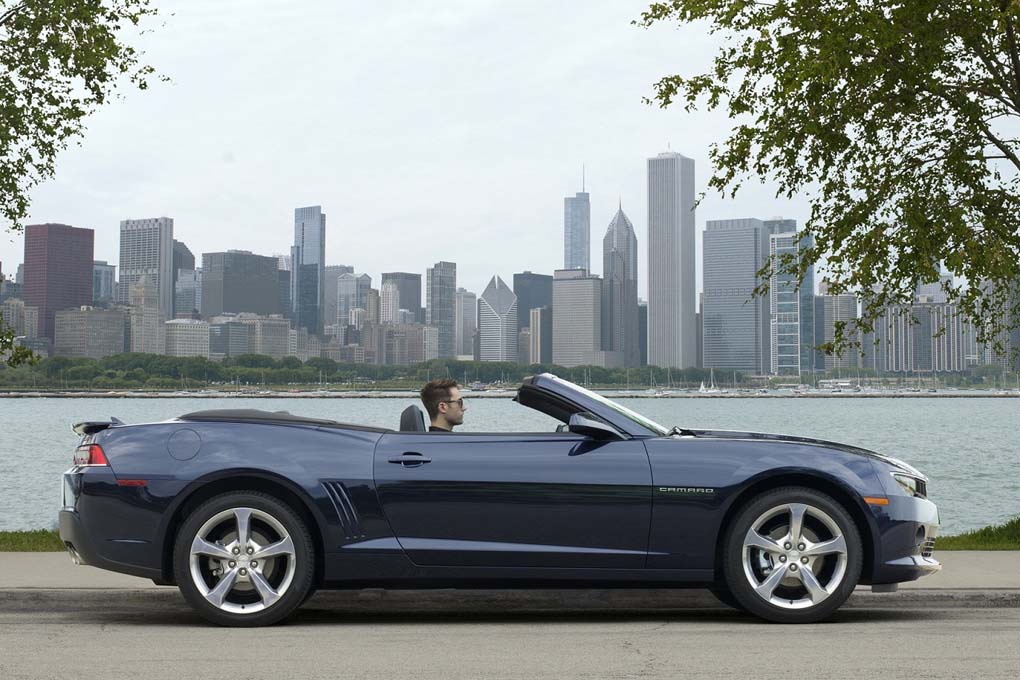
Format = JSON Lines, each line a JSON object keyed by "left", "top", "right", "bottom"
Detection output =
{"left": 373, "top": 430, "right": 652, "bottom": 568}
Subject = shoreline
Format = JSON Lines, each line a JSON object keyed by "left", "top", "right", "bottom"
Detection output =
{"left": 2, "top": 390, "right": 1020, "bottom": 399}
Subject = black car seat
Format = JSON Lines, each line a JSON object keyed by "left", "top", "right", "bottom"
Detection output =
{"left": 399, "top": 405, "right": 427, "bottom": 432}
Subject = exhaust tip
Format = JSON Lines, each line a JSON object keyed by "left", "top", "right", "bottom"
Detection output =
{"left": 64, "top": 542, "right": 82, "bottom": 566}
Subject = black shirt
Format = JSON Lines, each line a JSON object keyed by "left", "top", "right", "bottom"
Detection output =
{"left": 429, "top": 425, "right": 451, "bottom": 432}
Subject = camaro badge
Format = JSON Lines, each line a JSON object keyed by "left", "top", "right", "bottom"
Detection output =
{"left": 658, "top": 487, "right": 716, "bottom": 494}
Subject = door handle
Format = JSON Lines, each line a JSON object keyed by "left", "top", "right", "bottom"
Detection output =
{"left": 388, "top": 452, "right": 431, "bottom": 466}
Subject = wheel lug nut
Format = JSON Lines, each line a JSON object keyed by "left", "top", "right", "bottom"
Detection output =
{"left": 228, "top": 561, "right": 236, "bottom": 568}
{"left": 232, "top": 547, "right": 240, "bottom": 555}
{"left": 251, "top": 561, "right": 258, "bottom": 568}
{"left": 239, "top": 568, "right": 247, "bottom": 576}
{"left": 790, "top": 564, "right": 798, "bottom": 571}
{"left": 801, "top": 557, "right": 809, "bottom": 564}
{"left": 784, "top": 543, "right": 792, "bottom": 550}
{"left": 798, "top": 543, "right": 805, "bottom": 551}
{"left": 778, "top": 555, "right": 787, "bottom": 562}
{"left": 246, "top": 547, "right": 254, "bottom": 555}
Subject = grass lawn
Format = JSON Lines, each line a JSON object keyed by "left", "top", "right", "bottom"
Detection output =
{"left": 2, "top": 517, "right": 1019, "bottom": 552}
{"left": 0, "top": 530, "right": 65, "bottom": 551}
{"left": 934, "top": 517, "right": 1020, "bottom": 550}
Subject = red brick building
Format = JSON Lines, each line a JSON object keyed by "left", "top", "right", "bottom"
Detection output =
{"left": 23, "top": 223, "right": 95, "bottom": 342}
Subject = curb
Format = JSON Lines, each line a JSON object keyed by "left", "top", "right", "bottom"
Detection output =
{"left": 2, "top": 587, "right": 1018, "bottom": 613}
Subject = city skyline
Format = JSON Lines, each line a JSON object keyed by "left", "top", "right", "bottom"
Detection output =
{"left": 0, "top": 1, "right": 811, "bottom": 301}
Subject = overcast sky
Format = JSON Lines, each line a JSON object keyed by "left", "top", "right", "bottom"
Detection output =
{"left": 1, "top": 0, "right": 809, "bottom": 299}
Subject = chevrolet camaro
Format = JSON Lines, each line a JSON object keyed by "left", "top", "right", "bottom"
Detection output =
{"left": 59, "top": 373, "right": 940, "bottom": 626}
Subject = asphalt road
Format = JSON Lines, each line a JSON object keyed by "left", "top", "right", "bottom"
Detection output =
{"left": 2, "top": 593, "right": 1018, "bottom": 679}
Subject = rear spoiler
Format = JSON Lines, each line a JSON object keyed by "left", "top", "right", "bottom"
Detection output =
{"left": 72, "top": 417, "right": 125, "bottom": 436}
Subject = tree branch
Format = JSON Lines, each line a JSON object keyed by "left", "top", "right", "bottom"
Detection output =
{"left": 0, "top": 3, "right": 25, "bottom": 28}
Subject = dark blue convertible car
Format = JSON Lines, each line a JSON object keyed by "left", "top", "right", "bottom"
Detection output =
{"left": 59, "top": 373, "right": 940, "bottom": 626}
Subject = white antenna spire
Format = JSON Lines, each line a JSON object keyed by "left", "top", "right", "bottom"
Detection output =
{"left": 582, "top": 163, "right": 586, "bottom": 192}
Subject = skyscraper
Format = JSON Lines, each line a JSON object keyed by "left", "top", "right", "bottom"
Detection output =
{"left": 381, "top": 272, "right": 423, "bottom": 323}
{"left": 426, "top": 261, "right": 456, "bottom": 358}
{"left": 564, "top": 188, "right": 591, "bottom": 271}
{"left": 702, "top": 218, "right": 771, "bottom": 374}
{"left": 337, "top": 273, "right": 358, "bottom": 327}
{"left": 552, "top": 269, "right": 616, "bottom": 367}
{"left": 201, "top": 251, "right": 280, "bottom": 317}
{"left": 529, "top": 306, "right": 552, "bottom": 364}
{"left": 815, "top": 287, "right": 859, "bottom": 371}
{"left": 291, "top": 206, "right": 326, "bottom": 334}
{"left": 128, "top": 275, "right": 165, "bottom": 354}
{"left": 172, "top": 239, "right": 194, "bottom": 317}
{"left": 478, "top": 276, "right": 518, "bottom": 362}
{"left": 323, "top": 265, "right": 354, "bottom": 331}
{"left": 380, "top": 281, "right": 400, "bottom": 324}
{"left": 512, "top": 271, "right": 552, "bottom": 334}
{"left": 174, "top": 269, "right": 201, "bottom": 317}
{"left": 118, "top": 217, "right": 173, "bottom": 322}
{"left": 602, "top": 204, "right": 640, "bottom": 367}
{"left": 647, "top": 152, "right": 697, "bottom": 368}
{"left": 23, "top": 223, "right": 95, "bottom": 341}
{"left": 92, "top": 261, "right": 116, "bottom": 305}
{"left": 455, "top": 287, "right": 477, "bottom": 357}
{"left": 768, "top": 221, "right": 817, "bottom": 375}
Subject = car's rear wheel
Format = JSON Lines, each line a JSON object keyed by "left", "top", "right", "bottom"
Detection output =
{"left": 173, "top": 491, "right": 314, "bottom": 627}
{"left": 722, "top": 487, "right": 862, "bottom": 623}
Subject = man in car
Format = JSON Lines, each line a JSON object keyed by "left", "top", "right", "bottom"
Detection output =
{"left": 420, "top": 378, "right": 466, "bottom": 432}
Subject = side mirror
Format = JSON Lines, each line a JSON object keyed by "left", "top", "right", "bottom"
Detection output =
{"left": 568, "top": 413, "right": 622, "bottom": 440}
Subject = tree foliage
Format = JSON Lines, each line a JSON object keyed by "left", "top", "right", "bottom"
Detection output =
{"left": 0, "top": 0, "right": 162, "bottom": 366}
{"left": 637, "top": 0, "right": 1020, "bottom": 355}
{"left": 0, "top": 311, "right": 34, "bottom": 367}
{"left": 1, "top": 0, "right": 161, "bottom": 231}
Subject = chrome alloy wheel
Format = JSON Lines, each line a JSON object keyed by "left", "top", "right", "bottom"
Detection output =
{"left": 741, "top": 502, "right": 848, "bottom": 610}
{"left": 189, "top": 507, "right": 297, "bottom": 615}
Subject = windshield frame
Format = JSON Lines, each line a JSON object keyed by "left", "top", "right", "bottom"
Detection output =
{"left": 543, "top": 375, "right": 670, "bottom": 437}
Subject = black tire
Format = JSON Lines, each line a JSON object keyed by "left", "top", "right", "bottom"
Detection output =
{"left": 173, "top": 490, "right": 315, "bottom": 627}
{"left": 708, "top": 585, "right": 744, "bottom": 611}
{"left": 722, "top": 486, "right": 862, "bottom": 624}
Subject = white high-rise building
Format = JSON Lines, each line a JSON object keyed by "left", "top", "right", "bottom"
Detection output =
{"left": 118, "top": 217, "right": 173, "bottom": 320}
{"left": 647, "top": 152, "right": 696, "bottom": 368}
{"left": 454, "top": 287, "right": 477, "bottom": 357}
{"left": 478, "top": 276, "right": 518, "bottom": 362}
{"left": 165, "top": 319, "right": 210, "bottom": 358}
{"left": 380, "top": 281, "right": 400, "bottom": 325}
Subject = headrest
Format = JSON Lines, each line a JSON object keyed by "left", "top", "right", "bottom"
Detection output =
{"left": 399, "top": 404, "right": 427, "bottom": 432}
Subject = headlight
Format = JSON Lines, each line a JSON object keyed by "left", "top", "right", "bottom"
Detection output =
{"left": 892, "top": 472, "right": 927, "bottom": 499}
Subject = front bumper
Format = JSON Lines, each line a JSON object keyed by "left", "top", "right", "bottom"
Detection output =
{"left": 868, "top": 494, "right": 942, "bottom": 585}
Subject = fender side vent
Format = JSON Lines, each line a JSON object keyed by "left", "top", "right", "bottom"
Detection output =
{"left": 322, "top": 481, "right": 364, "bottom": 539}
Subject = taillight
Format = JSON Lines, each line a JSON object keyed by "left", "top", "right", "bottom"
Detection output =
{"left": 73, "top": 443, "right": 108, "bottom": 466}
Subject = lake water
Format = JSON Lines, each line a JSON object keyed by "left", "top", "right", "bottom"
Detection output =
{"left": 1, "top": 396, "right": 1017, "bottom": 534}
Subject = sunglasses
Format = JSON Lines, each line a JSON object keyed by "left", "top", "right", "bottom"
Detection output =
{"left": 441, "top": 398, "right": 465, "bottom": 408}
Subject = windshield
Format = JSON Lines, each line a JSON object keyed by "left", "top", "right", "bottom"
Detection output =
{"left": 546, "top": 375, "right": 670, "bottom": 437}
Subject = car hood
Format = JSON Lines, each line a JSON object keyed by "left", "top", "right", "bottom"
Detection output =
{"left": 686, "top": 429, "right": 925, "bottom": 478}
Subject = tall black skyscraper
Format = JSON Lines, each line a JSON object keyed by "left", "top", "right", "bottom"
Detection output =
{"left": 201, "top": 251, "right": 280, "bottom": 317}
{"left": 512, "top": 271, "right": 553, "bottom": 333}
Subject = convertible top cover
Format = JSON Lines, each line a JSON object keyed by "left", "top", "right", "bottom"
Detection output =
{"left": 178, "top": 409, "right": 389, "bottom": 433}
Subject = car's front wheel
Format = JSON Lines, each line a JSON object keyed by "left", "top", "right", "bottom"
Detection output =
{"left": 722, "top": 487, "right": 862, "bottom": 623}
{"left": 173, "top": 491, "right": 315, "bottom": 626}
